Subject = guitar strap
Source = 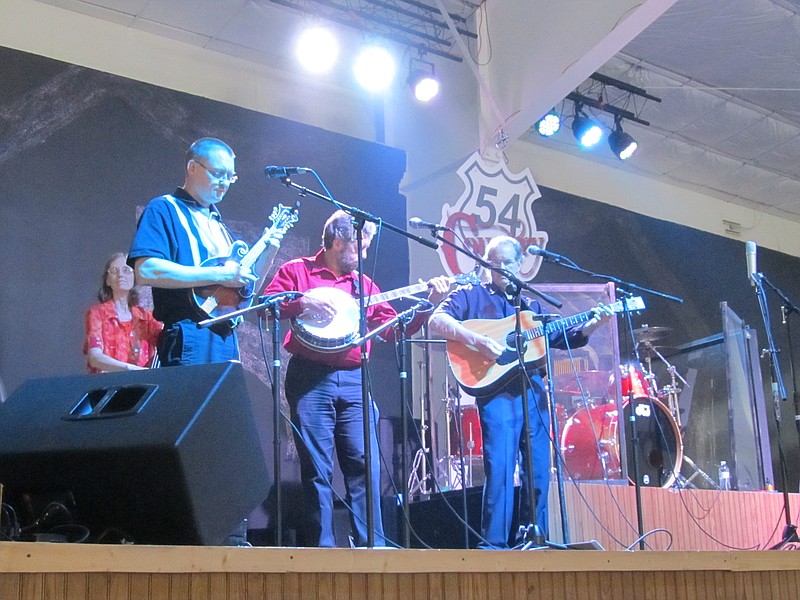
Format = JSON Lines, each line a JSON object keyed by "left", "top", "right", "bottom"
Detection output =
{"left": 165, "top": 195, "right": 202, "bottom": 266}
{"left": 165, "top": 195, "right": 233, "bottom": 265}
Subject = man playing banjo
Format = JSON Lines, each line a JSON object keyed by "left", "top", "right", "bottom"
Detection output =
{"left": 262, "top": 209, "right": 450, "bottom": 547}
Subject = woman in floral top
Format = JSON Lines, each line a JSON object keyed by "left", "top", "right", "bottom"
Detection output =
{"left": 83, "top": 252, "right": 163, "bottom": 373}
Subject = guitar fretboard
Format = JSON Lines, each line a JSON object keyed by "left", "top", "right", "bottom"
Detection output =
{"left": 525, "top": 310, "right": 596, "bottom": 341}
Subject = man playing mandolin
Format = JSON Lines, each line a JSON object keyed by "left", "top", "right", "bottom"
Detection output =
{"left": 262, "top": 210, "right": 451, "bottom": 547}
{"left": 428, "top": 235, "right": 613, "bottom": 549}
{"left": 129, "top": 137, "right": 288, "bottom": 368}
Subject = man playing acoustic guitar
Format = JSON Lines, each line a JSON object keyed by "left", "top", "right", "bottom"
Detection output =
{"left": 429, "top": 235, "right": 612, "bottom": 549}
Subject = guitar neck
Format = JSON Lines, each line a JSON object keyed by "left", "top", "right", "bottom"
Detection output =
{"left": 526, "top": 309, "right": 596, "bottom": 341}
{"left": 367, "top": 282, "right": 430, "bottom": 305}
{"left": 239, "top": 229, "right": 276, "bottom": 272}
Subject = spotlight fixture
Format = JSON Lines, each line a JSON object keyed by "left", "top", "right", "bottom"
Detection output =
{"left": 534, "top": 109, "right": 561, "bottom": 137}
{"left": 407, "top": 57, "right": 439, "bottom": 102}
{"left": 608, "top": 116, "right": 638, "bottom": 160}
{"left": 295, "top": 26, "right": 340, "bottom": 74}
{"left": 571, "top": 104, "right": 602, "bottom": 148}
{"left": 353, "top": 45, "right": 396, "bottom": 93}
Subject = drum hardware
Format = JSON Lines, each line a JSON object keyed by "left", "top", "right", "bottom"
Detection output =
{"left": 632, "top": 324, "right": 672, "bottom": 343}
{"left": 553, "top": 370, "right": 611, "bottom": 415}
{"left": 672, "top": 454, "right": 720, "bottom": 490}
{"left": 632, "top": 342, "right": 717, "bottom": 490}
{"left": 447, "top": 404, "right": 482, "bottom": 489}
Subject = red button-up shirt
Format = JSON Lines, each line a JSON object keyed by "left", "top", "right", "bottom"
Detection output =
{"left": 262, "top": 249, "right": 426, "bottom": 368}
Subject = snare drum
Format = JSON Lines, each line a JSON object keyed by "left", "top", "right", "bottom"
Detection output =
{"left": 609, "top": 363, "right": 657, "bottom": 400}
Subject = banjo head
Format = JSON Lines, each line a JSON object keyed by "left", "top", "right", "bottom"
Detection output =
{"left": 291, "top": 287, "right": 360, "bottom": 352}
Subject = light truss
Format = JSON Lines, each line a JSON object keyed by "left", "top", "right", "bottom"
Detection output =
{"left": 269, "top": 0, "right": 479, "bottom": 62}
{"left": 568, "top": 72, "right": 662, "bottom": 127}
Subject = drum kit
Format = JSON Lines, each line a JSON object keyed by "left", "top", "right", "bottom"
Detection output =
{"left": 555, "top": 324, "right": 695, "bottom": 488}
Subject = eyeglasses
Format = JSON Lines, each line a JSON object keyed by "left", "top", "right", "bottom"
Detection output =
{"left": 488, "top": 258, "right": 520, "bottom": 269}
{"left": 108, "top": 266, "right": 134, "bottom": 276}
{"left": 194, "top": 159, "right": 238, "bottom": 184}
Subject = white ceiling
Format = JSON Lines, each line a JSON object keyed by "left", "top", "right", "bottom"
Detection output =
{"left": 30, "top": 0, "right": 800, "bottom": 223}
{"left": 520, "top": 0, "right": 800, "bottom": 224}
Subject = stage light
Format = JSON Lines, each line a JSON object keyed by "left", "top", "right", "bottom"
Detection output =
{"left": 534, "top": 109, "right": 561, "bottom": 137}
{"left": 353, "top": 45, "right": 396, "bottom": 93}
{"left": 572, "top": 105, "right": 602, "bottom": 148}
{"left": 407, "top": 58, "right": 439, "bottom": 102}
{"left": 295, "top": 26, "right": 340, "bottom": 74}
{"left": 608, "top": 117, "right": 638, "bottom": 160}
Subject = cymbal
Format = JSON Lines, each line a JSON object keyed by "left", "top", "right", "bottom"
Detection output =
{"left": 633, "top": 325, "right": 671, "bottom": 342}
{"left": 553, "top": 370, "right": 611, "bottom": 397}
{"left": 637, "top": 345, "right": 677, "bottom": 360}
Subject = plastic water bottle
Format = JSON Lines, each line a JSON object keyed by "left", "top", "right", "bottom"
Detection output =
{"left": 718, "top": 461, "right": 731, "bottom": 491}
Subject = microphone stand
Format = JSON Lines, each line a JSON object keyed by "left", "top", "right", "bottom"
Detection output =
{"left": 532, "top": 251, "right": 684, "bottom": 304}
{"left": 619, "top": 292, "right": 647, "bottom": 549}
{"left": 532, "top": 252, "right": 683, "bottom": 550}
{"left": 198, "top": 291, "right": 303, "bottom": 547}
{"left": 268, "top": 173, "right": 437, "bottom": 548}
{"left": 391, "top": 309, "right": 430, "bottom": 548}
{"left": 513, "top": 299, "right": 570, "bottom": 550}
{"left": 753, "top": 273, "right": 799, "bottom": 549}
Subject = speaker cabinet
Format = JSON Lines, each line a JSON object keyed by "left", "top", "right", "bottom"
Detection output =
{"left": 0, "top": 362, "right": 269, "bottom": 545}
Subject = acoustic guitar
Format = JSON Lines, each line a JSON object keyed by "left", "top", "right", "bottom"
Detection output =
{"left": 447, "top": 296, "right": 646, "bottom": 395}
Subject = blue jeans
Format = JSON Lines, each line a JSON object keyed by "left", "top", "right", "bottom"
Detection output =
{"left": 285, "top": 357, "right": 385, "bottom": 547}
{"left": 477, "top": 375, "right": 550, "bottom": 548}
{"left": 158, "top": 320, "right": 239, "bottom": 366}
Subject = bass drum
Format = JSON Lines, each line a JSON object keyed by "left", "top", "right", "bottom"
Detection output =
{"left": 623, "top": 397, "right": 683, "bottom": 488}
{"left": 560, "top": 397, "right": 682, "bottom": 488}
{"left": 559, "top": 403, "right": 621, "bottom": 481}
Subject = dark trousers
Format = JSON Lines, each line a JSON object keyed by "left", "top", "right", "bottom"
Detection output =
{"left": 477, "top": 375, "right": 550, "bottom": 549}
{"left": 285, "top": 357, "right": 385, "bottom": 547}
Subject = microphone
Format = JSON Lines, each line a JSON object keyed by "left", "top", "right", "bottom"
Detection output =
{"left": 746, "top": 240, "right": 758, "bottom": 286}
{"left": 257, "top": 291, "right": 304, "bottom": 304}
{"left": 264, "top": 166, "right": 311, "bottom": 178}
{"left": 408, "top": 217, "right": 448, "bottom": 231}
{"left": 526, "top": 244, "right": 566, "bottom": 263}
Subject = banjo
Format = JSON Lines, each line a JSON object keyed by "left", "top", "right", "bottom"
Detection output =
{"left": 291, "top": 273, "right": 480, "bottom": 352}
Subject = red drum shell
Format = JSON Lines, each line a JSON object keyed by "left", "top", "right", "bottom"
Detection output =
{"left": 560, "top": 403, "right": 621, "bottom": 481}
{"left": 449, "top": 405, "right": 483, "bottom": 457}
{"left": 610, "top": 364, "right": 656, "bottom": 400}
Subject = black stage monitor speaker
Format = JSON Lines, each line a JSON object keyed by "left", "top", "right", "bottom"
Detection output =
{"left": 0, "top": 362, "right": 269, "bottom": 545}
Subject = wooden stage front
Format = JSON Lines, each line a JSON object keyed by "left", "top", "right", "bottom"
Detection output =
{"left": 1, "top": 485, "right": 799, "bottom": 600}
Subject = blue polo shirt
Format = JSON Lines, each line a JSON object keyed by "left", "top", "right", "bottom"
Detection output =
{"left": 128, "top": 188, "right": 232, "bottom": 326}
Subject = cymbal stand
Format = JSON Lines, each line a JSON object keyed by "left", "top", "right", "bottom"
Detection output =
{"left": 406, "top": 335, "right": 446, "bottom": 500}
{"left": 639, "top": 342, "right": 690, "bottom": 425}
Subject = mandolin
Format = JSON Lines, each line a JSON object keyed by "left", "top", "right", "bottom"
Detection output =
{"left": 191, "top": 203, "right": 299, "bottom": 319}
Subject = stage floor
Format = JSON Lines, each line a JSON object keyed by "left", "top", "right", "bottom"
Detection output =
{"left": 1, "top": 543, "right": 799, "bottom": 600}
{"left": 1, "top": 485, "right": 799, "bottom": 599}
